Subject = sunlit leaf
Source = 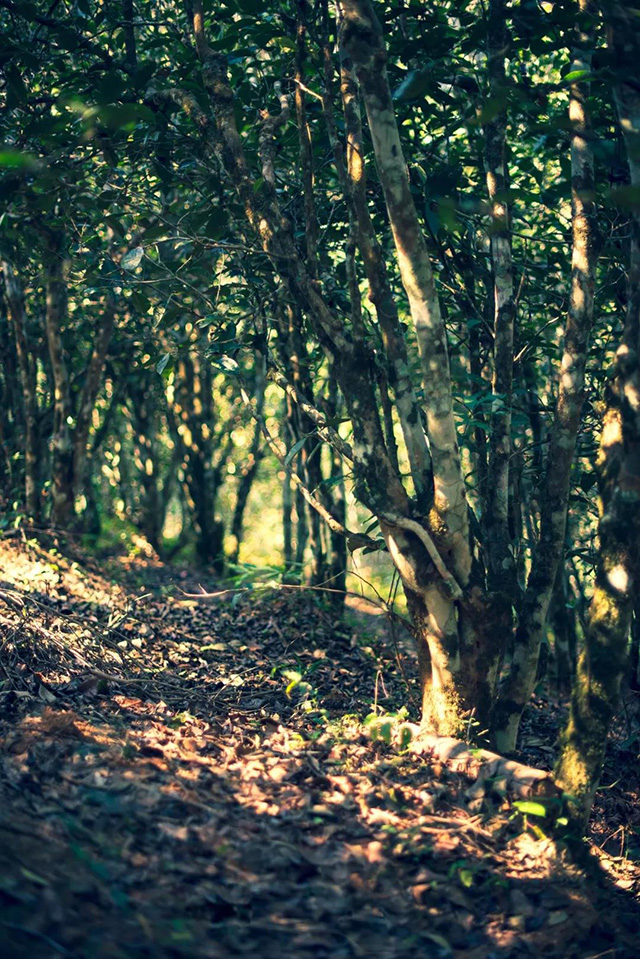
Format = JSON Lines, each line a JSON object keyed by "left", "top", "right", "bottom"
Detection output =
{"left": 121, "top": 246, "right": 144, "bottom": 271}
{"left": 156, "top": 352, "right": 171, "bottom": 374}
{"left": 513, "top": 800, "right": 547, "bottom": 817}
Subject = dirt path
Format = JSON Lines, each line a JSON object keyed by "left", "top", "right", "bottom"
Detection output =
{"left": 0, "top": 537, "right": 638, "bottom": 958}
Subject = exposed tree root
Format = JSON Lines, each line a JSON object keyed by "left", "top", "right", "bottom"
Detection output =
{"left": 404, "top": 725, "right": 560, "bottom": 802}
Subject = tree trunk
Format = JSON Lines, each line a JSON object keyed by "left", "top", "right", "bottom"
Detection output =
{"left": 44, "top": 235, "right": 75, "bottom": 528}
{"left": 482, "top": 0, "right": 517, "bottom": 597}
{"left": 556, "top": 0, "right": 640, "bottom": 826}
{"left": 228, "top": 362, "right": 266, "bottom": 565}
{"left": 1, "top": 261, "right": 40, "bottom": 518}
{"left": 130, "top": 382, "right": 165, "bottom": 555}
{"left": 492, "top": 1, "right": 598, "bottom": 750}
{"left": 340, "top": 1, "right": 470, "bottom": 574}
{"left": 72, "top": 292, "right": 116, "bottom": 509}
{"left": 550, "top": 564, "right": 578, "bottom": 694}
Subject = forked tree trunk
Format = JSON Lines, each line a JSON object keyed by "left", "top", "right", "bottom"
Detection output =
{"left": 169, "top": 350, "right": 226, "bottom": 572}
{"left": 186, "top": 0, "right": 505, "bottom": 737}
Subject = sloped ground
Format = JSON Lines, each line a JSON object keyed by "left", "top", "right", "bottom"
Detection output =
{"left": 0, "top": 535, "right": 639, "bottom": 959}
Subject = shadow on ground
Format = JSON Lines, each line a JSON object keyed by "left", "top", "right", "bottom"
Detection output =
{"left": 1, "top": 537, "right": 639, "bottom": 958}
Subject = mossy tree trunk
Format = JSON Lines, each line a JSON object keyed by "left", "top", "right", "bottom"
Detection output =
{"left": 492, "top": 0, "right": 598, "bottom": 750}
{"left": 556, "top": 0, "right": 640, "bottom": 826}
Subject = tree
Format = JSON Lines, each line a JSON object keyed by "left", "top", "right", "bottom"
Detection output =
{"left": 0, "top": 0, "right": 637, "bottom": 828}
{"left": 556, "top": 0, "right": 640, "bottom": 824}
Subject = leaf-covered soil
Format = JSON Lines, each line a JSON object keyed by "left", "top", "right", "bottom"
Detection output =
{"left": 1, "top": 535, "right": 639, "bottom": 959}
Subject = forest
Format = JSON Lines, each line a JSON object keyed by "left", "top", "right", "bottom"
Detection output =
{"left": 0, "top": 0, "right": 639, "bottom": 956}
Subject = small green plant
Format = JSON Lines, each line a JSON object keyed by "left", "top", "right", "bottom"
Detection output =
{"left": 364, "top": 707, "right": 413, "bottom": 748}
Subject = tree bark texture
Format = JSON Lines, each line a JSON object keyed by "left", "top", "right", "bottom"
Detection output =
{"left": 556, "top": 0, "right": 640, "bottom": 826}
{"left": 482, "top": 0, "right": 517, "bottom": 596}
{"left": 492, "top": 0, "right": 598, "bottom": 751}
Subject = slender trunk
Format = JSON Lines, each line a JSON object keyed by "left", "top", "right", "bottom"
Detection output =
{"left": 0, "top": 304, "right": 21, "bottom": 497}
{"left": 1, "top": 261, "right": 40, "bottom": 518}
{"left": 483, "top": 0, "right": 517, "bottom": 595}
{"left": 229, "top": 362, "right": 266, "bottom": 565}
{"left": 327, "top": 449, "right": 347, "bottom": 605}
{"left": 282, "top": 437, "right": 294, "bottom": 576}
{"left": 122, "top": 0, "right": 137, "bottom": 71}
{"left": 294, "top": 481, "right": 308, "bottom": 572}
{"left": 44, "top": 237, "right": 74, "bottom": 527}
{"left": 493, "top": 1, "right": 597, "bottom": 750}
{"left": 327, "top": 36, "right": 432, "bottom": 507}
{"left": 465, "top": 264, "right": 488, "bottom": 508}
{"left": 130, "top": 384, "right": 165, "bottom": 553}
{"left": 72, "top": 291, "right": 116, "bottom": 506}
{"left": 550, "top": 564, "right": 578, "bottom": 694}
{"left": 556, "top": 0, "right": 640, "bottom": 826}
{"left": 295, "top": 11, "right": 319, "bottom": 279}
{"left": 630, "top": 603, "right": 640, "bottom": 692}
{"left": 340, "top": 0, "right": 469, "bottom": 574}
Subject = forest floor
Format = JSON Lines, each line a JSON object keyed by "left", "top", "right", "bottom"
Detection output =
{"left": 0, "top": 533, "right": 639, "bottom": 959}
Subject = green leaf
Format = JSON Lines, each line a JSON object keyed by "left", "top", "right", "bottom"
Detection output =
{"left": 393, "top": 65, "right": 434, "bottom": 101}
{"left": 0, "top": 148, "right": 39, "bottom": 170}
{"left": 513, "top": 800, "right": 547, "bottom": 817}
{"left": 156, "top": 352, "right": 171, "bottom": 374}
{"left": 284, "top": 437, "right": 307, "bottom": 467}
{"left": 121, "top": 246, "right": 144, "bottom": 271}
{"left": 561, "top": 69, "right": 591, "bottom": 84}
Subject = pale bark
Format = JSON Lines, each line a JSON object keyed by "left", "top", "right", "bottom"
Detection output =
{"left": 327, "top": 43, "right": 432, "bottom": 505}
{"left": 339, "top": 0, "right": 469, "bottom": 579}
{"left": 408, "top": 728, "right": 559, "bottom": 802}
{"left": 483, "top": 0, "right": 517, "bottom": 595}
{"left": 493, "top": 1, "right": 597, "bottom": 751}
{"left": 1, "top": 261, "right": 39, "bottom": 518}
{"left": 556, "top": 0, "right": 640, "bottom": 826}
{"left": 187, "top": 0, "right": 503, "bottom": 736}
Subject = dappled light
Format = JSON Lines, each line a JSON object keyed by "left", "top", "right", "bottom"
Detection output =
{"left": 1, "top": 535, "right": 639, "bottom": 957}
{"left": 2, "top": 0, "right": 640, "bottom": 954}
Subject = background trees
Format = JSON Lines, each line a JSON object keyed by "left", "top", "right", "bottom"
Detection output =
{"left": 1, "top": 0, "right": 638, "bottom": 823}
